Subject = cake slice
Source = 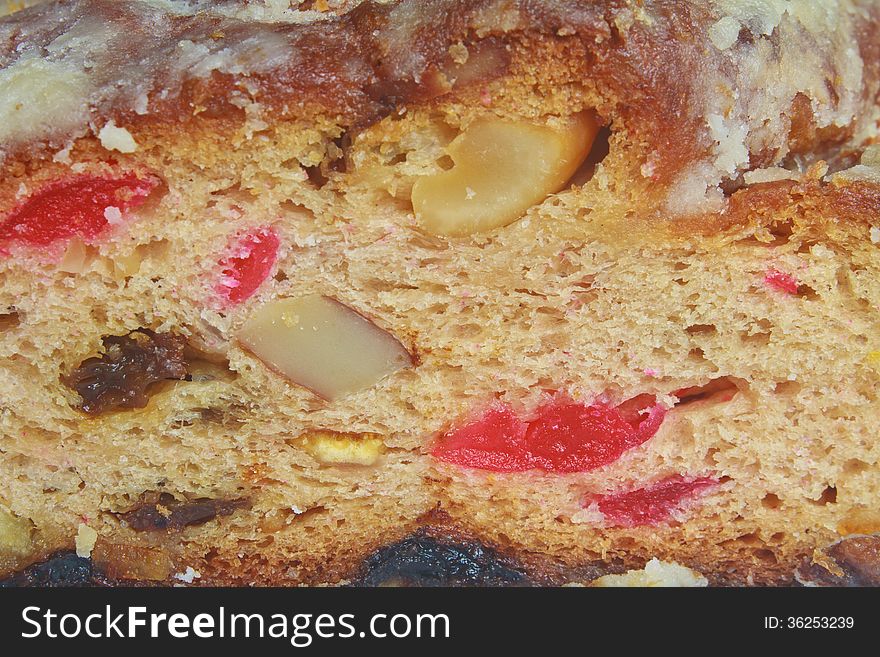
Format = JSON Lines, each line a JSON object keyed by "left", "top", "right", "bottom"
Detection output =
{"left": 0, "top": 0, "right": 879, "bottom": 586}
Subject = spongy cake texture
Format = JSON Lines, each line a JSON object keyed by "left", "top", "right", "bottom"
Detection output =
{"left": 0, "top": 0, "right": 879, "bottom": 586}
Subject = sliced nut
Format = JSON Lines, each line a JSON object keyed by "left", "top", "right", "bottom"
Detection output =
{"left": 0, "top": 507, "right": 32, "bottom": 558}
{"left": 411, "top": 112, "right": 599, "bottom": 236}
{"left": 75, "top": 523, "right": 98, "bottom": 558}
{"left": 301, "top": 430, "right": 386, "bottom": 465}
{"left": 591, "top": 559, "right": 708, "bottom": 587}
{"left": 237, "top": 295, "right": 413, "bottom": 401}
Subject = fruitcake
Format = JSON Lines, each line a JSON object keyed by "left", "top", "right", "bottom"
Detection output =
{"left": 1, "top": 0, "right": 879, "bottom": 587}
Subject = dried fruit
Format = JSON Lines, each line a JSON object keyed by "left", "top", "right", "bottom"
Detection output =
{"left": 301, "top": 430, "right": 386, "bottom": 465}
{"left": 764, "top": 268, "right": 799, "bottom": 295}
{"left": 237, "top": 295, "right": 413, "bottom": 401}
{"left": 91, "top": 540, "right": 172, "bottom": 581}
{"left": 432, "top": 396, "right": 666, "bottom": 473}
{"left": 411, "top": 112, "right": 599, "bottom": 236}
{"left": 0, "top": 553, "right": 95, "bottom": 587}
{"left": 63, "top": 330, "right": 189, "bottom": 414}
{"left": 216, "top": 226, "right": 280, "bottom": 305}
{"left": 359, "top": 533, "right": 528, "bottom": 586}
{"left": 589, "top": 475, "right": 718, "bottom": 528}
{"left": 0, "top": 172, "right": 157, "bottom": 251}
{"left": 119, "top": 493, "right": 248, "bottom": 532}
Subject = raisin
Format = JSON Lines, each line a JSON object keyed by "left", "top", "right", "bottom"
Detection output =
{"left": 119, "top": 493, "right": 249, "bottom": 532}
{"left": 357, "top": 533, "right": 528, "bottom": 587}
{"left": 0, "top": 552, "right": 97, "bottom": 587}
{"left": 63, "top": 330, "right": 189, "bottom": 414}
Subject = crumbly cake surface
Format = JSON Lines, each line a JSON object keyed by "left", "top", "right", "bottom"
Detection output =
{"left": 0, "top": 0, "right": 879, "bottom": 586}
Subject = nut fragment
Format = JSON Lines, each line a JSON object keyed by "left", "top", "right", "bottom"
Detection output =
{"left": 237, "top": 295, "right": 413, "bottom": 401}
{"left": 301, "top": 430, "right": 386, "bottom": 465}
{"left": 411, "top": 112, "right": 599, "bottom": 236}
{"left": 0, "top": 507, "right": 32, "bottom": 558}
{"left": 590, "top": 559, "right": 708, "bottom": 587}
{"left": 91, "top": 539, "right": 172, "bottom": 581}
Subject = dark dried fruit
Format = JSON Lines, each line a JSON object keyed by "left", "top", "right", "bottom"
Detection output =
{"left": 357, "top": 533, "right": 528, "bottom": 586}
{"left": 0, "top": 552, "right": 97, "bottom": 587}
{"left": 119, "top": 493, "right": 249, "bottom": 532}
{"left": 63, "top": 330, "right": 189, "bottom": 414}
{"left": 798, "top": 536, "right": 880, "bottom": 586}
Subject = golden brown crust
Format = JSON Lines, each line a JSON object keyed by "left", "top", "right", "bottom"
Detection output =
{"left": 2, "top": 0, "right": 879, "bottom": 210}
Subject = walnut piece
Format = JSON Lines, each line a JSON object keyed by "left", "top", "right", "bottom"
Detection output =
{"left": 301, "top": 430, "right": 386, "bottom": 465}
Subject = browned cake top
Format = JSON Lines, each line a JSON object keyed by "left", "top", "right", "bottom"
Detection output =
{"left": 1, "top": 0, "right": 879, "bottom": 214}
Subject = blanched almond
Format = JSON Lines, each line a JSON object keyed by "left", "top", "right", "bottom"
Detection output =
{"left": 237, "top": 295, "right": 413, "bottom": 401}
{"left": 411, "top": 112, "right": 599, "bottom": 236}
{"left": 301, "top": 430, "right": 386, "bottom": 465}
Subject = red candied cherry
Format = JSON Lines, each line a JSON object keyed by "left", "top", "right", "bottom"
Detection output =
{"left": 0, "top": 172, "right": 158, "bottom": 253}
{"left": 764, "top": 269, "right": 799, "bottom": 295}
{"left": 589, "top": 475, "right": 718, "bottom": 528}
{"left": 215, "top": 226, "right": 280, "bottom": 305}
{"left": 432, "top": 395, "right": 667, "bottom": 473}
{"left": 430, "top": 403, "right": 531, "bottom": 471}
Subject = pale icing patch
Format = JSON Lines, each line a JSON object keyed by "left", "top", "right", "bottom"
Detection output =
{"left": 828, "top": 165, "right": 880, "bottom": 185}
{"left": 590, "top": 558, "right": 709, "bottom": 587}
{"left": 0, "top": 57, "right": 90, "bottom": 150}
{"left": 832, "top": 144, "right": 880, "bottom": 184}
{"left": 569, "top": 502, "right": 605, "bottom": 525}
{"left": 74, "top": 523, "right": 98, "bottom": 558}
{"left": 663, "top": 163, "right": 725, "bottom": 216}
{"left": 712, "top": 0, "right": 788, "bottom": 36}
{"left": 669, "top": 0, "right": 876, "bottom": 213}
{"left": 743, "top": 167, "right": 800, "bottom": 185}
{"left": 103, "top": 206, "right": 124, "bottom": 226}
{"left": 707, "top": 113, "right": 750, "bottom": 176}
{"left": 173, "top": 566, "right": 201, "bottom": 583}
{"left": 53, "top": 143, "right": 74, "bottom": 164}
{"left": 870, "top": 226, "right": 880, "bottom": 244}
{"left": 98, "top": 121, "right": 138, "bottom": 153}
{"left": 862, "top": 145, "right": 880, "bottom": 167}
{"left": 708, "top": 15, "right": 741, "bottom": 50}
